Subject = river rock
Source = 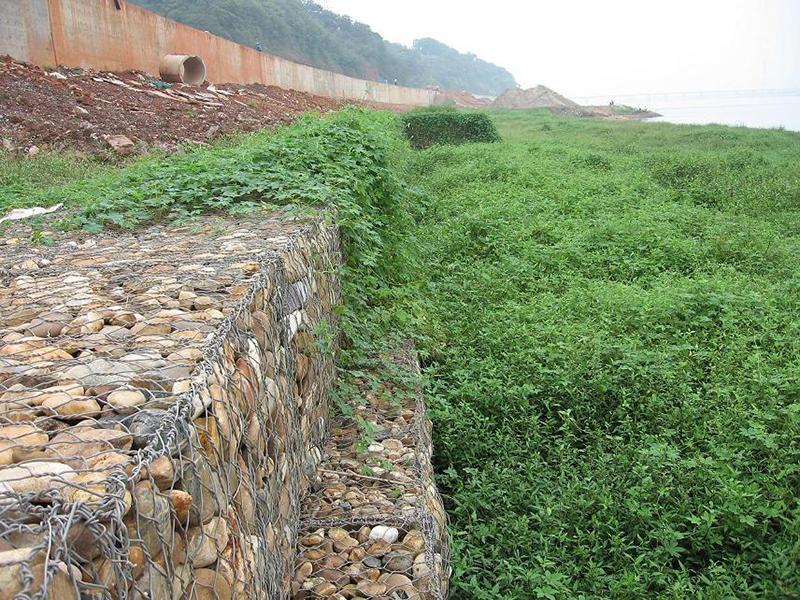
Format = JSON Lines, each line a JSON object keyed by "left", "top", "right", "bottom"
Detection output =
{"left": 193, "top": 568, "right": 233, "bottom": 600}
{"left": 355, "top": 579, "right": 387, "bottom": 597}
{"left": 125, "top": 481, "right": 172, "bottom": 559}
{"left": 106, "top": 389, "right": 147, "bottom": 410}
{"left": 0, "top": 461, "right": 77, "bottom": 494}
{"left": 368, "top": 526, "right": 398, "bottom": 544}
{"left": 0, "top": 424, "right": 49, "bottom": 462}
{"left": 46, "top": 426, "right": 132, "bottom": 466}
{"left": 146, "top": 455, "right": 175, "bottom": 489}
{"left": 63, "top": 311, "right": 105, "bottom": 335}
{"left": 168, "top": 489, "right": 193, "bottom": 526}
{"left": 186, "top": 516, "right": 229, "bottom": 568}
{"left": 177, "top": 454, "right": 225, "bottom": 526}
{"left": 127, "top": 409, "right": 169, "bottom": 449}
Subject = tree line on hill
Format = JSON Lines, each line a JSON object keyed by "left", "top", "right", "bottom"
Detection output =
{"left": 132, "top": 0, "right": 517, "bottom": 96}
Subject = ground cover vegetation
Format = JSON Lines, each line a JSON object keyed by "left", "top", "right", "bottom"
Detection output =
{"left": 132, "top": 0, "right": 516, "bottom": 95}
{"left": 405, "top": 110, "right": 800, "bottom": 598}
{"left": 4, "top": 106, "right": 799, "bottom": 598}
{"left": 0, "top": 150, "right": 110, "bottom": 212}
{"left": 401, "top": 108, "right": 500, "bottom": 149}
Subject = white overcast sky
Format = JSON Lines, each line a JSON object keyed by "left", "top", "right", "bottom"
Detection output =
{"left": 321, "top": 0, "right": 800, "bottom": 98}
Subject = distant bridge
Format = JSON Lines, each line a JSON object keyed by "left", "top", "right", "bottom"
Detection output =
{"left": 573, "top": 88, "right": 800, "bottom": 105}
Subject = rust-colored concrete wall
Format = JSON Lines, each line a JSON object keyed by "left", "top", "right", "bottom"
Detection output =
{"left": 0, "top": 0, "right": 436, "bottom": 106}
{"left": 0, "top": 0, "right": 56, "bottom": 67}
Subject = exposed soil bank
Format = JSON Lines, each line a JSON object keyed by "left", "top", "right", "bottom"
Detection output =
{"left": 0, "top": 57, "right": 404, "bottom": 155}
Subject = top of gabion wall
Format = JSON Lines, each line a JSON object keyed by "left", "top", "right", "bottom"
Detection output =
{"left": 0, "top": 213, "right": 335, "bottom": 598}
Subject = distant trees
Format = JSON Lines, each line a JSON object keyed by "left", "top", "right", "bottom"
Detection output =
{"left": 132, "top": 0, "right": 517, "bottom": 95}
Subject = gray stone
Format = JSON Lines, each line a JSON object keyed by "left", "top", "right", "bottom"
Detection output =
{"left": 382, "top": 552, "right": 413, "bottom": 573}
{"left": 127, "top": 409, "right": 170, "bottom": 450}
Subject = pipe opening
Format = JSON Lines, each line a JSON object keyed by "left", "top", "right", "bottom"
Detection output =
{"left": 159, "top": 54, "right": 207, "bottom": 86}
{"left": 181, "top": 56, "right": 206, "bottom": 86}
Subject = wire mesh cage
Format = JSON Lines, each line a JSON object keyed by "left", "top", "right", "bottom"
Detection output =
{"left": 294, "top": 348, "right": 450, "bottom": 600}
{"left": 0, "top": 213, "right": 342, "bottom": 599}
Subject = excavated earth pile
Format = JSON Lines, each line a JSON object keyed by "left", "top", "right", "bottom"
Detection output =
{"left": 492, "top": 85, "right": 579, "bottom": 109}
{"left": 0, "top": 57, "right": 405, "bottom": 155}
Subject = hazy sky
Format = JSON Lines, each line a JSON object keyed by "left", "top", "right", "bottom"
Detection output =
{"left": 322, "top": 0, "right": 800, "bottom": 98}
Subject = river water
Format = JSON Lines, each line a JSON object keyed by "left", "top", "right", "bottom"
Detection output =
{"left": 644, "top": 94, "right": 800, "bottom": 131}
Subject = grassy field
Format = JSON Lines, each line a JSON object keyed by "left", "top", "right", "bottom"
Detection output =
{"left": 3, "top": 107, "right": 799, "bottom": 598}
{"left": 404, "top": 110, "right": 800, "bottom": 598}
{"left": 0, "top": 150, "right": 110, "bottom": 212}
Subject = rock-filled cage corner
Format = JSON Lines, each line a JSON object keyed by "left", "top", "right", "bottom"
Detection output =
{"left": 0, "top": 211, "right": 450, "bottom": 599}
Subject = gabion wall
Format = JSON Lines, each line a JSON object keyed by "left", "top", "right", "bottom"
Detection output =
{"left": 0, "top": 214, "right": 341, "bottom": 599}
{"left": 294, "top": 349, "right": 450, "bottom": 600}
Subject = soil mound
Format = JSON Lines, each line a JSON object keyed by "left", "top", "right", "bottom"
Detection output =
{"left": 492, "top": 85, "right": 579, "bottom": 109}
{"left": 0, "top": 56, "right": 404, "bottom": 155}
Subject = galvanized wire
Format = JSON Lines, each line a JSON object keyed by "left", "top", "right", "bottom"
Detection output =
{"left": 0, "top": 213, "right": 341, "bottom": 599}
{"left": 295, "top": 345, "right": 450, "bottom": 599}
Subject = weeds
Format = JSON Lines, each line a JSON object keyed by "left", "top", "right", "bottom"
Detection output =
{"left": 406, "top": 110, "right": 800, "bottom": 598}
{"left": 6, "top": 104, "right": 799, "bottom": 598}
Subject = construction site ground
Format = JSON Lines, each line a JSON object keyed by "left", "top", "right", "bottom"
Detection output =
{"left": 0, "top": 56, "right": 407, "bottom": 156}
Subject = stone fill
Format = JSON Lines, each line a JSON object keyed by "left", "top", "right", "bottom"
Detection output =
{"left": 0, "top": 212, "right": 341, "bottom": 598}
{"left": 293, "top": 348, "right": 450, "bottom": 599}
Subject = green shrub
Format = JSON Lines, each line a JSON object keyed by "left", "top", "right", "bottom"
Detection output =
{"left": 400, "top": 108, "right": 500, "bottom": 149}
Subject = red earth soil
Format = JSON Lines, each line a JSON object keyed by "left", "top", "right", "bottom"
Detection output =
{"left": 0, "top": 56, "right": 405, "bottom": 155}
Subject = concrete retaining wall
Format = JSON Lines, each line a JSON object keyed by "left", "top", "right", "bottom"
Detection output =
{"left": 0, "top": 0, "right": 437, "bottom": 106}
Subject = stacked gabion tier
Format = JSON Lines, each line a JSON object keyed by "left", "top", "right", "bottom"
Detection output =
{"left": 0, "top": 213, "right": 341, "bottom": 599}
{"left": 294, "top": 349, "right": 450, "bottom": 599}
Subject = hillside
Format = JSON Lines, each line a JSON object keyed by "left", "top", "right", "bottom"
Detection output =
{"left": 131, "top": 0, "right": 517, "bottom": 95}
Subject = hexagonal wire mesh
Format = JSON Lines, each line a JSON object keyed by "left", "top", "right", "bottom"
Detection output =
{"left": 294, "top": 347, "right": 451, "bottom": 600}
{"left": 0, "top": 213, "right": 343, "bottom": 599}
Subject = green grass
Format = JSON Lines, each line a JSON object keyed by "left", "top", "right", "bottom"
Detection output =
{"left": 4, "top": 106, "right": 799, "bottom": 598}
{"left": 0, "top": 150, "right": 110, "bottom": 212}
{"left": 403, "top": 110, "right": 800, "bottom": 598}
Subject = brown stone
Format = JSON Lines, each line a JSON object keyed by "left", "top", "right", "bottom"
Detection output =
{"left": 41, "top": 395, "right": 101, "bottom": 418}
{"left": 130, "top": 322, "right": 172, "bottom": 337}
{"left": 147, "top": 455, "right": 175, "bottom": 489}
{"left": 312, "top": 581, "right": 337, "bottom": 597}
{"left": 186, "top": 516, "right": 228, "bottom": 568}
{"left": 63, "top": 311, "right": 104, "bottom": 335}
{"left": 25, "top": 312, "right": 71, "bottom": 337}
{"left": 317, "top": 568, "right": 348, "bottom": 586}
{"left": 169, "top": 489, "right": 193, "bottom": 526}
{"left": 0, "top": 339, "right": 47, "bottom": 357}
{"left": 402, "top": 530, "right": 425, "bottom": 553}
{"left": 108, "top": 311, "right": 139, "bottom": 328}
{"left": 0, "top": 424, "right": 49, "bottom": 462}
{"left": 192, "top": 568, "right": 233, "bottom": 600}
{"left": 106, "top": 134, "right": 135, "bottom": 155}
{"left": 366, "top": 540, "right": 391, "bottom": 557}
{"left": 295, "top": 561, "right": 313, "bottom": 582}
{"left": 356, "top": 580, "right": 387, "bottom": 597}
{"left": 46, "top": 427, "right": 132, "bottom": 467}
{"left": 106, "top": 389, "right": 147, "bottom": 410}
{"left": 177, "top": 454, "right": 225, "bottom": 526}
{"left": 0, "top": 549, "right": 77, "bottom": 600}
{"left": 0, "top": 462, "right": 77, "bottom": 494}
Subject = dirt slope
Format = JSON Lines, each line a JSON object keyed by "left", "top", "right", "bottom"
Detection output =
{"left": 0, "top": 56, "right": 402, "bottom": 155}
